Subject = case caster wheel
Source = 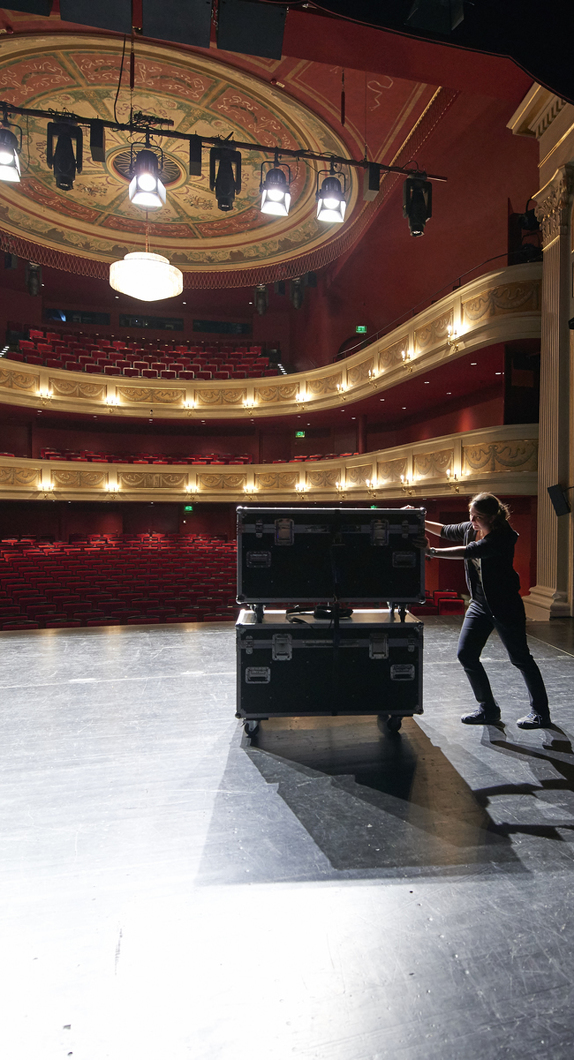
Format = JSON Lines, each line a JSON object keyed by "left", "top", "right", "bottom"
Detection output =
{"left": 243, "top": 720, "right": 260, "bottom": 737}
{"left": 376, "top": 714, "right": 390, "bottom": 734}
{"left": 387, "top": 716, "right": 402, "bottom": 734}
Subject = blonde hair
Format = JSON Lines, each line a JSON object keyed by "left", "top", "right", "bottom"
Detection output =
{"left": 469, "top": 493, "right": 511, "bottom": 530}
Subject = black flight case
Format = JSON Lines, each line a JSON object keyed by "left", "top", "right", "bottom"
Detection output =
{"left": 236, "top": 608, "right": 424, "bottom": 737}
{"left": 236, "top": 506, "right": 426, "bottom": 607}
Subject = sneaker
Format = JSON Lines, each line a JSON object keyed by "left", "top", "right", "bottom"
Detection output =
{"left": 461, "top": 706, "right": 501, "bottom": 724}
{"left": 516, "top": 711, "right": 552, "bottom": 729}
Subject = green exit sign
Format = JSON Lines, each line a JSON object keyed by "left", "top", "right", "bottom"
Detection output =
{"left": 356, "top": 325, "right": 367, "bottom": 334}
{"left": 183, "top": 505, "right": 194, "bottom": 512}
{"left": 295, "top": 430, "right": 305, "bottom": 438}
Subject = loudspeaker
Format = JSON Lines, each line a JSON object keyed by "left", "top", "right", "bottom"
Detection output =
{"left": 142, "top": 0, "right": 212, "bottom": 48}
{"left": 59, "top": 0, "right": 132, "bottom": 33}
{"left": 217, "top": 0, "right": 287, "bottom": 60}
{"left": 363, "top": 163, "right": 381, "bottom": 202}
{"left": 8, "top": 1, "right": 51, "bottom": 13}
{"left": 547, "top": 484, "right": 571, "bottom": 517}
{"left": 406, "top": 0, "right": 465, "bottom": 33}
{"left": 189, "top": 135, "right": 202, "bottom": 178}
{"left": 89, "top": 121, "right": 106, "bottom": 164}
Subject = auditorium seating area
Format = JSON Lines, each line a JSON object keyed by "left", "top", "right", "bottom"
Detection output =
{"left": 410, "top": 590, "right": 466, "bottom": 616}
{"left": 39, "top": 448, "right": 254, "bottom": 464}
{"left": 0, "top": 534, "right": 238, "bottom": 630}
{"left": 6, "top": 327, "right": 277, "bottom": 379}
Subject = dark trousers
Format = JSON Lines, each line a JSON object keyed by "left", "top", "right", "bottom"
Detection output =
{"left": 457, "top": 598, "right": 549, "bottom": 714}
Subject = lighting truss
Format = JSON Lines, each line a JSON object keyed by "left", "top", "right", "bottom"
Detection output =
{"left": 0, "top": 100, "right": 447, "bottom": 206}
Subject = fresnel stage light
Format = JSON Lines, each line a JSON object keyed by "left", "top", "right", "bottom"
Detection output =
{"left": 0, "top": 117, "right": 21, "bottom": 183}
{"left": 260, "top": 157, "right": 291, "bottom": 217}
{"left": 316, "top": 164, "right": 347, "bottom": 223}
{"left": 129, "top": 147, "right": 166, "bottom": 210}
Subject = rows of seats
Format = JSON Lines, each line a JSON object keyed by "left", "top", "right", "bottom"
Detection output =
{"left": 0, "top": 534, "right": 238, "bottom": 630}
{"left": 281, "top": 452, "right": 360, "bottom": 462}
{"left": 8, "top": 327, "right": 276, "bottom": 380}
{"left": 39, "top": 449, "right": 253, "bottom": 465}
{"left": 409, "top": 590, "right": 465, "bottom": 616}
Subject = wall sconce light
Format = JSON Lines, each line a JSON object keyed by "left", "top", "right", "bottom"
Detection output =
{"left": 243, "top": 484, "right": 258, "bottom": 496}
{"left": 401, "top": 474, "right": 415, "bottom": 496}
{"left": 38, "top": 387, "right": 53, "bottom": 405}
{"left": 336, "top": 382, "right": 348, "bottom": 399}
{"left": 295, "top": 481, "right": 309, "bottom": 492}
{"left": 243, "top": 398, "right": 256, "bottom": 409}
{"left": 401, "top": 349, "right": 413, "bottom": 372}
{"left": 185, "top": 482, "right": 199, "bottom": 493}
{"left": 106, "top": 482, "right": 120, "bottom": 493}
{"left": 129, "top": 147, "right": 166, "bottom": 210}
{"left": 366, "top": 478, "right": 379, "bottom": 496}
{"left": 368, "top": 369, "right": 379, "bottom": 386}
{"left": 105, "top": 394, "right": 120, "bottom": 408}
{"left": 336, "top": 479, "right": 347, "bottom": 494}
{"left": 446, "top": 468, "right": 460, "bottom": 492}
{"left": 183, "top": 399, "right": 196, "bottom": 410}
{"left": 446, "top": 325, "right": 459, "bottom": 352}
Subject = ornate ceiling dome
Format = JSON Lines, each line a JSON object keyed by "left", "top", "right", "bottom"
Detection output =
{"left": 0, "top": 32, "right": 437, "bottom": 287}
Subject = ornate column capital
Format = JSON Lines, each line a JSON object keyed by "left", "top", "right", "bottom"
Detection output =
{"left": 534, "top": 165, "right": 574, "bottom": 247}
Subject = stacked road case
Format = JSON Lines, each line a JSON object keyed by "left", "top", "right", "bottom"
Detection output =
{"left": 235, "top": 506, "right": 426, "bottom": 737}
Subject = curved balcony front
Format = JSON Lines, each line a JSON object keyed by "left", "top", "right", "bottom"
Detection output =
{"left": 0, "top": 424, "right": 538, "bottom": 503}
{"left": 0, "top": 262, "right": 541, "bottom": 420}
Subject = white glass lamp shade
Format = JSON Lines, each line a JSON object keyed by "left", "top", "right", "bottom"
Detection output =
{"left": 316, "top": 175, "right": 346, "bottom": 223}
{"left": 260, "top": 168, "right": 291, "bottom": 216}
{"left": 128, "top": 149, "right": 166, "bottom": 209}
{"left": 0, "top": 129, "right": 20, "bottom": 183}
{"left": 109, "top": 252, "right": 183, "bottom": 302}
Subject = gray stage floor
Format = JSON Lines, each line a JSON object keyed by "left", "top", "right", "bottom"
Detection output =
{"left": 2, "top": 616, "right": 574, "bottom": 1060}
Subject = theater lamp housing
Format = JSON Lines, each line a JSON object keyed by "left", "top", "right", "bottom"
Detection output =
{"left": 129, "top": 149, "right": 166, "bottom": 210}
{"left": 0, "top": 127, "right": 21, "bottom": 183}
{"left": 260, "top": 161, "right": 291, "bottom": 216}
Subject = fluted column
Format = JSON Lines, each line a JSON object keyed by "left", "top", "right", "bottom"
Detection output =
{"left": 524, "top": 164, "right": 574, "bottom": 619}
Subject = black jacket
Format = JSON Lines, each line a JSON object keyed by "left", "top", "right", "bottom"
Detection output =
{"left": 440, "top": 521, "right": 524, "bottom": 621}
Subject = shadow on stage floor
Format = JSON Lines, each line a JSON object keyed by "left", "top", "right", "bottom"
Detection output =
{"left": 196, "top": 714, "right": 533, "bottom": 884}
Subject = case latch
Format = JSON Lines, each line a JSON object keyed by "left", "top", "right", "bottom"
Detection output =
{"left": 272, "top": 633, "right": 293, "bottom": 660}
{"left": 275, "top": 518, "right": 294, "bottom": 545}
{"left": 370, "top": 519, "right": 389, "bottom": 546}
{"left": 369, "top": 633, "right": 389, "bottom": 659}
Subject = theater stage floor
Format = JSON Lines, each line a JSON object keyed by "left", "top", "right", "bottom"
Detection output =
{"left": 2, "top": 616, "right": 574, "bottom": 1060}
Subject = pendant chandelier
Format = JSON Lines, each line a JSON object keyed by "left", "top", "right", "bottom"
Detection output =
{"left": 109, "top": 251, "right": 183, "bottom": 302}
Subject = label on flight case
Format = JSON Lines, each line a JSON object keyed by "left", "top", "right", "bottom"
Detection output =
{"left": 246, "top": 550, "right": 272, "bottom": 567}
{"left": 392, "top": 551, "right": 417, "bottom": 567}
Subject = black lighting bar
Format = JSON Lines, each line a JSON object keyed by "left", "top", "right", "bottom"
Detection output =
{"left": 0, "top": 99, "right": 448, "bottom": 183}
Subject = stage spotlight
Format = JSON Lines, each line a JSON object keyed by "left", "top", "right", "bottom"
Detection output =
{"left": 316, "top": 170, "right": 346, "bottom": 223}
{"left": 290, "top": 277, "right": 304, "bottom": 309}
{"left": 260, "top": 161, "right": 291, "bottom": 216}
{"left": 47, "top": 122, "right": 83, "bottom": 191}
{"left": 129, "top": 149, "right": 166, "bottom": 210}
{"left": 254, "top": 284, "right": 268, "bottom": 315}
{"left": 0, "top": 126, "right": 21, "bottom": 183}
{"left": 403, "top": 174, "right": 432, "bottom": 236}
{"left": 210, "top": 147, "right": 242, "bottom": 211}
{"left": 26, "top": 262, "right": 42, "bottom": 296}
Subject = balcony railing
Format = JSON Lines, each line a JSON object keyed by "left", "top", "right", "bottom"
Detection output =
{"left": 0, "top": 424, "right": 538, "bottom": 502}
{"left": 0, "top": 262, "right": 541, "bottom": 421}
